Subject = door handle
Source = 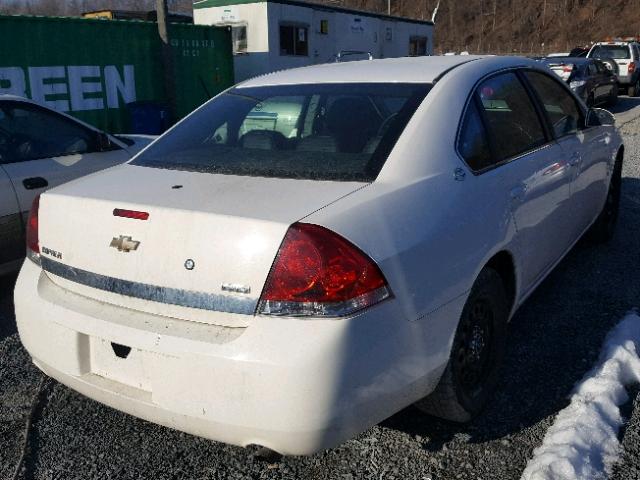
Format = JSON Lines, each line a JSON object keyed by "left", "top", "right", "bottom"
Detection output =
{"left": 23, "top": 177, "right": 48, "bottom": 190}
{"left": 568, "top": 153, "right": 581, "bottom": 167}
{"left": 510, "top": 184, "right": 527, "bottom": 202}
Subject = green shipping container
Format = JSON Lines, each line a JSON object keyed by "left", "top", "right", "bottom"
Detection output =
{"left": 0, "top": 14, "right": 234, "bottom": 133}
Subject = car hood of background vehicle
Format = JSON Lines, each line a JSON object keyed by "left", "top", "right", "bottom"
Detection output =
{"left": 37, "top": 164, "right": 367, "bottom": 327}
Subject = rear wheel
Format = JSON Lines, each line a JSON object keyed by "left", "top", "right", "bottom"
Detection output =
{"left": 415, "top": 268, "right": 509, "bottom": 422}
{"left": 587, "top": 154, "right": 623, "bottom": 243}
{"left": 627, "top": 80, "right": 640, "bottom": 97}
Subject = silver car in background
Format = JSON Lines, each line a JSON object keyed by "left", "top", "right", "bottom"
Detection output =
{"left": 0, "top": 95, "right": 153, "bottom": 274}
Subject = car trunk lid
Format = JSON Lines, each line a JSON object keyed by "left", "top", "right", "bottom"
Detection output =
{"left": 547, "top": 62, "right": 575, "bottom": 82}
{"left": 38, "top": 164, "right": 366, "bottom": 327}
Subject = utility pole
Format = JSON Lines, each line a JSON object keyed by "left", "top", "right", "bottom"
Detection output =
{"left": 388, "top": 0, "right": 391, "bottom": 15}
{"left": 431, "top": 0, "right": 441, "bottom": 23}
{"left": 157, "top": 0, "right": 176, "bottom": 124}
{"left": 478, "top": 0, "right": 483, "bottom": 53}
{"left": 492, "top": 0, "right": 497, "bottom": 31}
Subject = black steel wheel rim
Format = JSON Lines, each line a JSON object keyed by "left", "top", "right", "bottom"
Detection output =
{"left": 453, "top": 298, "right": 494, "bottom": 397}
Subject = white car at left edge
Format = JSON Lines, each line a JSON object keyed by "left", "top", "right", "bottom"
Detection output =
{"left": 0, "top": 95, "right": 154, "bottom": 275}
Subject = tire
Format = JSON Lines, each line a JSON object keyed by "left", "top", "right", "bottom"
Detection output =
{"left": 587, "top": 154, "right": 623, "bottom": 244}
{"left": 601, "top": 58, "right": 619, "bottom": 76}
{"left": 415, "top": 268, "right": 509, "bottom": 422}
{"left": 627, "top": 80, "right": 639, "bottom": 97}
{"left": 607, "top": 86, "right": 619, "bottom": 107}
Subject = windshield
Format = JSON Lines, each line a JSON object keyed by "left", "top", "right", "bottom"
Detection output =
{"left": 132, "top": 83, "right": 430, "bottom": 182}
{"left": 590, "top": 45, "right": 631, "bottom": 59}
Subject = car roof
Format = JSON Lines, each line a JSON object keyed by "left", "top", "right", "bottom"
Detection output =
{"left": 0, "top": 94, "right": 36, "bottom": 103}
{"left": 592, "top": 42, "right": 635, "bottom": 46}
{"left": 238, "top": 55, "right": 529, "bottom": 88}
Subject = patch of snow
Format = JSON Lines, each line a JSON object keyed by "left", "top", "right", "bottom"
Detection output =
{"left": 521, "top": 312, "right": 640, "bottom": 480}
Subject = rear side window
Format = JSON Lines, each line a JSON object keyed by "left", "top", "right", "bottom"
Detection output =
{"left": 524, "top": 71, "right": 583, "bottom": 138}
{"left": 475, "top": 72, "right": 546, "bottom": 161}
{"left": 458, "top": 100, "right": 492, "bottom": 170}
{"left": 132, "top": 83, "right": 430, "bottom": 182}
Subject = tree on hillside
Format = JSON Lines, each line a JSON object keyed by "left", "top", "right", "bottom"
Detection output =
{"left": 317, "top": 0, "right": 640, "bottom": 54}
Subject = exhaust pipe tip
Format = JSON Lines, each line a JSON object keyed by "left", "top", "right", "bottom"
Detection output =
{"left": 247, "top": 445, "right": 283, "bottom": 463}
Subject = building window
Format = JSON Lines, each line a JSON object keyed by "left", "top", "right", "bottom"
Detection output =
{"left": 409, "top": 36, "right": 428, "bottom": 56}
{"left": 280, "top": 24, "right": 308, "bottom": 56}
{"left": 231, "top": 25, "right": 248, "bottom": 54}
{"left": 320, "top": 19, "right": 329, "bottom": 35}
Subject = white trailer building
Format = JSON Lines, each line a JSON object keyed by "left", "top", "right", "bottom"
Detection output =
{"left": 193, "top": 0, "right": 434, "bottom": 81}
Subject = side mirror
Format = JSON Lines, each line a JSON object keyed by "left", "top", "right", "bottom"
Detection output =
{"left": 96, "top": 132, "right": 114, "bottom": 151}
{"left": 586, "top": 108, "right": 615, "bottom": 127}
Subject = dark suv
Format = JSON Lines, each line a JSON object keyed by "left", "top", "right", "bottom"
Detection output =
{"left": 542, "top": 57, "right": 618, "bottom": 107}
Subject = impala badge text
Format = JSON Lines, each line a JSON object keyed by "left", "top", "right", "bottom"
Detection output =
{"left": 41, "top": 246, "right": 62, "bottom": 259}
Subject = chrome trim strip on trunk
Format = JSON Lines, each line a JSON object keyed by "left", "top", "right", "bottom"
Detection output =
{"left": 40, "top": 258, "right": 257, "bottom": 315}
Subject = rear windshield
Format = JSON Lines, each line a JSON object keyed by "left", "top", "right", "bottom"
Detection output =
{"left": 590, "top": 45, "right": 631, "bottom": 59}
{"left": 132, "top": 83, "right": 430, "bottom": 182}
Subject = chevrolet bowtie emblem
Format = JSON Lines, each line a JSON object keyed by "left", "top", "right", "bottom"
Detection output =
{"left": 110, "top": 235, "right": 140, "bottom": 253}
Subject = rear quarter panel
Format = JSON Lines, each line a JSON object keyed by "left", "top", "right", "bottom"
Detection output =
{"left": 0, "top": 166, "right": 23, "bottom": 269}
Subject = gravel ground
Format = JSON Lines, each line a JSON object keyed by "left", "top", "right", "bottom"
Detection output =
{"left": 1, "top": 107, "right": 640, "bottom": 480}
{"left": 612, "top": 387, "right": 640, "bottom": 480}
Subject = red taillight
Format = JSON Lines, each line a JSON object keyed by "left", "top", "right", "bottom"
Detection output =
{"left": 258, "top": 223, "right": 390, "bottom": 317}
{"left": 629, "top": 62, "right": 636, "bottom": 73}
{"left": 26, "top": 194, "right": 40, "bottom": 262}
{"left": 113, "top": 208, "right": 150, "bottom": 220}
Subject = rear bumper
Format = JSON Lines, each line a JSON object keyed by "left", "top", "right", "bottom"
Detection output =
{"left": 15, "top": 259, "right": 462, "bottom": 455}
{"left": 617, "top": 74, "right": 634, "bottom": 86}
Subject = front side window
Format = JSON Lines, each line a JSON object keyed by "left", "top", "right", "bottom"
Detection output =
{"left": 475, "top": 72, "right": 546, "bottom": 161}
{"left": 280, "top": 24, "right": 308, "bottom": 56}
{"left": 524, "top": 71, "right": 583, "bottom": 138}
{"left": 132, "top": 83, "right": 430, "bottom": 182}
{"left": 0, "top": 102, "right": 98, "bottom": 164}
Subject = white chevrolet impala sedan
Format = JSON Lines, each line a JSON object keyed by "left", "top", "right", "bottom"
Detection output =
{"left": 15, "top": 56, "right": 623, "bottom": 455}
